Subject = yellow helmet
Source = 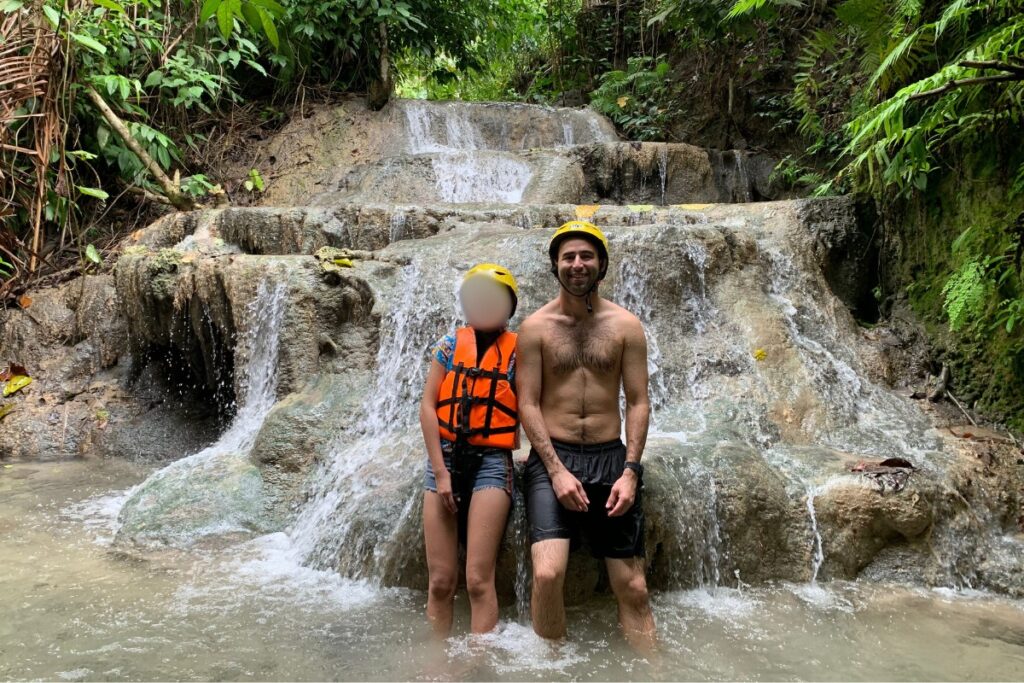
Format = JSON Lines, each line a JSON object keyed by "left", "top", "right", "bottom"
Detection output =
{"left": 548, "top": 220, "right": 609, "bottom": 276}
{"left": 463, "top": 263, "right": 519, "bottom": 316}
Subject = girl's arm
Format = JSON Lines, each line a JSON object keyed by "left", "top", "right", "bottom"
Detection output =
{"left": 420, "top": 359, "right": 456, "bottom": 513}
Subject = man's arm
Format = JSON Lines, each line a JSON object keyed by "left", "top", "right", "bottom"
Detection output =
{"left": 516, "top": 316, "right": 590, "bottom": 511}
{"left": 607, "top": 315, "right": 650, "bottom": 517}
{"left": 621, "top": 316, "right": 651, "bottom": 465}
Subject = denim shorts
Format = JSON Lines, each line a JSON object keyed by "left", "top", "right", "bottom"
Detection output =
{"left": 424, "top": 447, "right": 513, "bottom": 498}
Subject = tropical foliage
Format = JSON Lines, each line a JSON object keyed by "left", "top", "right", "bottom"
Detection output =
{"left": 0, "top": 0, "right": 531, "bottom": 298}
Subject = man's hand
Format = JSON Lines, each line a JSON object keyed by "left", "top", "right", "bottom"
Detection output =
{"left": 606, "top": 470, "right": 638, "bottom": 517}
{"left": 552, "top": 469, "right": 590, "bottom": 512}
{"left": 435, "top": 471, "right": 458, "bottom": 514}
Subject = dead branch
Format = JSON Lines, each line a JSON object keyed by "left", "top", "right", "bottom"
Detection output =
{"left": 84, "top": 86, "right": 195, "bottom": 210}
{"left": 908, "top": 73, "right": 1021, "bottom": 101}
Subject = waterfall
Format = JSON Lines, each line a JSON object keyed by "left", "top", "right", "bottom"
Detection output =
{"left": 288, "top": 257, "right": 453, "bottom": 577}
{"left": 734, "top": 152, "right": 753, "bottom": 202}
{"left": 658, "top": 145, "right": 669, "bottom": 205}
{"left": 614, "top": 244, "right": 670, "bottom": 413}
{"left": 806, "top": 489, "right": 825, "bottom": 583}
{"left": 115, "top": 278, "right": 289, "bottom": 545}
{"left": 430, "top": 152, "right": 533, "bottom": 203}
{"left": 402, "top": 102, "right": 533, "bottom": 203}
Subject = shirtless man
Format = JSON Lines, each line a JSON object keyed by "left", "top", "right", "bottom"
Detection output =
{"left": 516, "top": 220, "right": 656, "bottom": 651}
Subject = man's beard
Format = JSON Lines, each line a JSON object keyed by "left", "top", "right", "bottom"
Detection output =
{"left": 559, "top": 268, "right": 599, "bottom": 297}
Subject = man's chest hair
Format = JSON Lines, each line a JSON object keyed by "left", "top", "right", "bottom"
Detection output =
{"left": 545, "top": 319, "right": 620, "bottom": 375}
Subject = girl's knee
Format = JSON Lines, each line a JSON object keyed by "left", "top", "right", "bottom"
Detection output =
{"left": 428, "top": 571, "right": 457, "bottom": 601}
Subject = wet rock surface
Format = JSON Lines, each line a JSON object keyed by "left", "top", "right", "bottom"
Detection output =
{"left": 0, "top": 275, "right": 220, "bottom": 461}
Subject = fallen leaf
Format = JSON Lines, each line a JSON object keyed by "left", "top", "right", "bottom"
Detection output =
{"left": 3, "top": 375, "right": 32, "bottom": 397}
{"left": 674, "top": 203, "right": 714, "bottom": 211}
{"left": 753, "top": 348, "right": 767, "bottom": 362}
{"left": 574, "top": 205, "right": 600, "bottom": 219}
{"left": 0, "top": 403, "right": 13, "bottom": 419}
{"left": 331, "top": 258, "right": 353, "bottom": 268}
{"left": 616, "top": 96, "right": 630, "bottom": 108}
{"left": 17, "top": 294, "right": 31, "bottom": 309}
{"left": 131, "top": 229, "right": 145, "bottom": 241}
{"left": 2, "top": 465, "right": 12, "bottom": 469}
{"left": 627, "top": 204, "right": 654, "bottom": 213}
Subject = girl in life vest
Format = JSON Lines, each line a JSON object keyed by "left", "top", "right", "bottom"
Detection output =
{"left": 419, "top": 263, "right": 520, "bottom": 636}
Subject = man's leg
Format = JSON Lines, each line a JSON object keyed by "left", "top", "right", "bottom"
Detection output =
{"left": 606, "top": 557, "right": 656, "bottom": 653}
{"left": 423, "top": 492, "right": 459, "bottom": 636}
{"left": 531, "top": 538, "right": 571, "bottom": 639}
{"left": 464, "top": 487, "right": 511, "bottom": 634}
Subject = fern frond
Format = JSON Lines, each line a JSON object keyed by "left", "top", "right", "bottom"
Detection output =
{"left": 724, "top": 0, "right": 804, "bottom": 21}
{"left": 936, "top": 0, "right": 981, "bottom": 37}
{"left": 867, "top": 25, "right": 934, "bottom": 92}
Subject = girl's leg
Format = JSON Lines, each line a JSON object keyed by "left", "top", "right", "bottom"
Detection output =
{"left": 424, "top": 491, "right": 459, "bottom": 636}
{"left": 464, "top": 488, "right": 512, "bottom": 633}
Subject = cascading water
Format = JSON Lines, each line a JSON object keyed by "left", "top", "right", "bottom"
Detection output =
{"left": 658, "top": 146, "right": 669, "bottom": 205}
{"left": 734, "top": 152, "right": 753, "bottom": 202}
{"left": 115, "top": 278, "right": 288, "bottom": 545}
{"left": 806, "top": 490, "right": 825, "bottom": 584}
{"left": 288, "top": 257, "right": 455, "bottom": 578}
{"left": 614, "top": 242, "right": 670, "bottom": 412}
{"left": 431, "top": 152, "right": 533, "bottom": 203}
{"left": 403, "top": 103, "right": 531, "bottom": 203}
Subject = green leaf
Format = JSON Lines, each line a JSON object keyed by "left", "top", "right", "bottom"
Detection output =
{"left": 71, "top": 32, "right": 108, "bottom": 55}
{"left": 78, "top": 186, "right": 110, "bottom": 201}
{"left": 249, "top": 0, "right": 284, "bottom": 17}
{"left": 41, "top": 3, "right": 61, "bottom": 28}
{"left": 96, "top": 125, "right": 110, "bottom": 149}
{"left": 241, "top": 3, "right": 261, "bottom": 34}
{"left": 143, "top": 70, "right": 163, "bottom": 88}
{"left": 258, "top": 6, "right": 278, "bottom": 49}
{"left": 216, "top": 0, "right": 235, "bottom": 39}
{"left": 85, "top": 244, "right": 102, "bottom": 264}
{"left": 0, "top": 0, "right": 26, "bottom": 12}
{"left": 199, "top": 0, "right": 221, "bottom": 23}
{"left": 248, "top": 167, "right": 264, "bottom": 191}
{"left": 91, "top": 0, "right": 125, "bottom": 12}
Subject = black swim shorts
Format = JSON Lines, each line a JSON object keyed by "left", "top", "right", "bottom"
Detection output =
{"left": 524, "top": 438, "right": 645, "bottom": 559}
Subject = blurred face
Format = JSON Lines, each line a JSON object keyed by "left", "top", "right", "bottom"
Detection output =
{"left": 460, "top": 275, "right": 513, "bottom": 331}
{"left": 557, "top": 237, "right": 601, "bottom": 296}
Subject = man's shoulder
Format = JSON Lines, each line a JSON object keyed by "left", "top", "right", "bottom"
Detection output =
{"left": 601, "top": 299, "right": 643, "bottom": 329}
{"left": 519, "top": 302, "right": 558, "bottom": 333}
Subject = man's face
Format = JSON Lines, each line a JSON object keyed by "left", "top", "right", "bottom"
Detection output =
{"left": 557, "top": 237, "right": 601, "bottom": 296}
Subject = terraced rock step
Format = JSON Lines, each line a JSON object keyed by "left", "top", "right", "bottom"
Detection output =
{"left": 326, "top": 142, "right": 782, "bottom": 205}
{"left": 137, "top": 200, "right": 823, "bottom": 255}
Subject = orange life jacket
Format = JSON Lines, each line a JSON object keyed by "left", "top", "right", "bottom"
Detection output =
{"left": 436, "top": 326, "right": 519, "bottom": 450}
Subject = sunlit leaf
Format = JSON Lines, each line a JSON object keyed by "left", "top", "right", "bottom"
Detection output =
{"left": 3, "top": 375, "right": 32, "bottom": 397}
{"left": 85, "top": 243, "right": 102, "bottom": 264}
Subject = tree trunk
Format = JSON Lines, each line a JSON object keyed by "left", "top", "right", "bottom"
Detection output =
{"left": 84, "top": 87, "right": 194, "bottom": 211}
{"left": 367, "top": 22, "right": 393, "bottom": 111}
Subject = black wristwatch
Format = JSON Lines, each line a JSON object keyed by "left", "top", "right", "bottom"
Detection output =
{"left": 623, "top": 461, "right": 643, "bottom": 477}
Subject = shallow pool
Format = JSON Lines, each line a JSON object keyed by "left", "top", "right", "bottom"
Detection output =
{"left": 2, "top": 460, "right": 1022, "bottom": 681}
